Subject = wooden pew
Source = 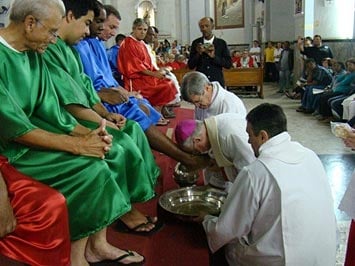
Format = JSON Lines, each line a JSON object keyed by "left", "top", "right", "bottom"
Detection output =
{"left": 172, "top": 67, "right": 264, "bottom": 98}
{"left": 223, "top": 68, "right": 264, "bottom": 98}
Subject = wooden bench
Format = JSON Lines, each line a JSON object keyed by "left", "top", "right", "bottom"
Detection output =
{"left": 223, "top": 68, "right": 264, "bottom": 98}
{"left": 172, "top": 67, "right": 264, "bottom": 98}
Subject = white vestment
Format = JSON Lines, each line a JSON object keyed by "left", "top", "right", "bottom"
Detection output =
{"left": 195, "top": 81, "right": 246, "bottom": 121}
{"left": 341, "top": 93, "right": 355, "bottom": 120}
{"left": 204, "top": 113, "right": 255, "bottom": 184}
{"left": 203, "top": 132, "right": 337, "bottom": 266}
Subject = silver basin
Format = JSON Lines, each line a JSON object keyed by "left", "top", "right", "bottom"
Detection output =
{"left": 159, "top": 186, "right": 227, "bottom": 219}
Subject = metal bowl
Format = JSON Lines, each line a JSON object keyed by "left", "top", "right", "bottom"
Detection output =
{"left": 173, "top": 162, "right": 199, "bottom": 187}
{"left": 159, "top": 186, "right": 227, "bottom": 220}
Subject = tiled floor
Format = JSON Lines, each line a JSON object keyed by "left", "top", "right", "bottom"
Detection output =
{"left": 236, "top": 83, "right": 355, "bottom": 265}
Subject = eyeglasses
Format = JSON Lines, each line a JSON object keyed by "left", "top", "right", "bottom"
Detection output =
{"left": 36, "top": 19, "right": 59, "bottom": 39}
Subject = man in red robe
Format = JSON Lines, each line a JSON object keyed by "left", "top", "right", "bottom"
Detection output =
{"left": 0, "top": 156, "right": 70, "bottom": 266}
{"left": 119, "top": 18, "right": 178, "bottom": 116}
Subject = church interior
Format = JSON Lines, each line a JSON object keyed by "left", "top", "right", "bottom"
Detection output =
{"left": 0, "top": 0, "right": 354, "bottom": 265}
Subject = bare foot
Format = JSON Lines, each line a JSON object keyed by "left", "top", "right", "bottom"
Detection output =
{"left": 183, "top": 154, "right": 211, "bottom": 171}
{"left": 120, "top": 208, "right": 157, "bottom": 232}
{"left": 85, "top": 241, "right": 144, "bottom": 264}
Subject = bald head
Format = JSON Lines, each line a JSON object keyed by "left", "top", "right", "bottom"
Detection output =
{"left": 10, "top": 0, "right": 65, "bottom": 22}
{"left": 198, "top": 17, "right": 214, "bottom": 39}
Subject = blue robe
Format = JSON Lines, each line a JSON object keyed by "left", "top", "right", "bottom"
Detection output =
{"left": 106, "top": 44, "right": 123, "bottom": 86}
{"left": 74, "top": 38, "right": 160, "bottom": 131}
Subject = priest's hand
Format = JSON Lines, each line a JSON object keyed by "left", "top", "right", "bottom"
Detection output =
{"left": 192, "top": 210, "right": 209, "bottom": 223}
{"left": 0, "top": 174, "right": 16, "bottom": 237}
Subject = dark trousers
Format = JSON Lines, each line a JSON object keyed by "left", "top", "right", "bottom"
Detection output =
{"left": 264, "top": 62, "right": 277, "bottom": 82}
{"left": 330, "top": 95, "right": 348, "bottom": 118}
{"left": 318, "top": 91, "right": 343, "bottom": 116}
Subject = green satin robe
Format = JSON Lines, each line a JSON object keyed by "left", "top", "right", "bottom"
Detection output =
{"left": 0, "top": 40, "right": 158, "bottom": 240}
{"left": 42, "top": 38, "right": 160, "bottom": 201}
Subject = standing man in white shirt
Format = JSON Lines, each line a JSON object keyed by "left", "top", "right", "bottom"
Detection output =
{"left": 249, "top": 40, "right": 261, "bottom": 67}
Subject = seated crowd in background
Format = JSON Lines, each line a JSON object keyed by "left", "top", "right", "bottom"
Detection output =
{"left": 1, "top": 0, "right": 353, "bottom": 263}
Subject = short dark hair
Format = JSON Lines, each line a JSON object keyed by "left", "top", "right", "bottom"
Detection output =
{"left": 132, "top": 18, "right": 147, "bottom": 29}
{"left": 62, "top": 0, "right": 99, "bottom": 19}
{"left": 305, "top": 58, "right": 316, "bottom": 65}
{"left": 104, "top": 4, "right": 121, "bottom": 20}
{"left": 347, "top": 57, "right": 355, "bottom": 65}
{"left": 337, "top": 61, "right": 346, "bottom": 70}
{"left": 246, "top": 103, "right": 287, "bottom": 138}
{"left": 152, "top": 26, "right": 159, "bottom": 34}
{"left": 115, "top": 34, "right": 125, "bottom": 43}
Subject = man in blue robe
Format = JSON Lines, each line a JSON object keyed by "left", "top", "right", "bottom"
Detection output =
{"left": 68, "top": 3, "right": 210, "bottom": 170}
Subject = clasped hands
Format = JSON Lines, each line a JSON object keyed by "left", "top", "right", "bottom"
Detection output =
{"left": 77, "top": 119, "right": 113, "bottom": 159}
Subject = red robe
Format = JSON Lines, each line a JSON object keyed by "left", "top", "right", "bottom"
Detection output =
{"left": 235, "top": 56, "right": 257, "bottom": 68}
{"left": 118, "top": 36, "right": 176, "bottom": 106}
{"left": 0, "top": 156, "right": 70, "bottom": 266}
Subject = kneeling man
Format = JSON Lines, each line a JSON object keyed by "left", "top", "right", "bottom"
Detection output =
{"left": 196, "top": 103, "right": 337, "bottom": 265}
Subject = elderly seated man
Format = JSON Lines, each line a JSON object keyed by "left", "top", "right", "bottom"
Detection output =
{"left": 0, "top": 0, "right": 150, "bottom": 264}
{"left": 175, "top": 113, "right": 255, "bottom": 189}
{"left": 180, "top": 71, "right": 246, "bottom": 120}
{"left": 233, "top": 49, "right": 258, "bottom": 68}
{"left": 119, "top": 18, "right": 180, "bottom": 118}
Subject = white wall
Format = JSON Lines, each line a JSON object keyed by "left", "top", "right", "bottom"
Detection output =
{"left": 0, "top": 0, "right": 11, "bottom": 27}
{"left": 205, "top": 0, "right": 248, "bottom": 45}
{"left": 102, "top": 0, "right": 355, "bottom": 48}
{"left": 103, "top": 0, "right": 251, "bottom": 46}
{"left": 268, "top": 0, "right": 295, "bottom": 42}
{"left": 314, "top": 0, "right": 354, "bottom": 39}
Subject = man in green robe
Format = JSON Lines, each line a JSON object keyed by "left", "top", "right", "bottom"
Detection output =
{"left": 42, "top": 0, "right": 161, "bottom": 234}
{"left": 0, "top": 0, "right": 145, "bottom": 264}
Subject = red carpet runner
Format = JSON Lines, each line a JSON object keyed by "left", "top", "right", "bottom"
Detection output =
{"left": 107, "top": 106, "right": 211, "bottom": 266}
{"left": 0, "top": 107, "right": 213, "bottom": 266}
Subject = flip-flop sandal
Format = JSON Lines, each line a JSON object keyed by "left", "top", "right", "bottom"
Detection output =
{"left": 162, "top": 107, "right": 176, "bottom": 118}
{"left": 115, "top": 216, "right": 164, "bottom": 236}
{"left": 284, "top": 92, "right": 294, "bottom": 99}
{"left": 156, "top": 117, "right": 169, "bottom": 126}
{"left": 89, "top": 250, "right": 145, "bottom": 266}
